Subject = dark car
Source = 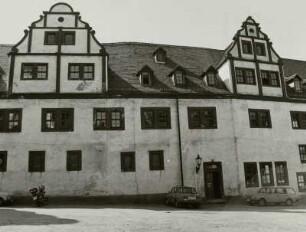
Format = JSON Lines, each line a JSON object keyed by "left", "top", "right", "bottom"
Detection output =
{"left": 166, "top": 185, "right": 202, "bottom": 208}
{"left": 245, "top": 187, "right": 299, "bottom": 206}
{"left": 0, "top": 192, "right": 13, "bottom": 206}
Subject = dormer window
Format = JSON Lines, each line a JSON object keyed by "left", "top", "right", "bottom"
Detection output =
{"left": 294, "top": 79, "right": 302, "bottom": 92}
{"left": 137, "top": 65, "right": 153, "bottom": 86}
{"left": 207, "top": 73, "right": 216, "bottom": 86}
{"left": 241, "top": 40, "right": 253, "bottom": 54}
{"left": 174, "top": 71, "right": 186, "bottom": 87}
{"left": 153, "top": 47, "right": 167, "bottom": 64}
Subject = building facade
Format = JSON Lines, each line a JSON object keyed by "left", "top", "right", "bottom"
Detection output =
{"left": 1, "top": 3, "right": 306, "bottom": 200}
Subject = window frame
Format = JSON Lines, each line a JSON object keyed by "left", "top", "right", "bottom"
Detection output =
{"left": 44, "top": 31, "right": 75, "bottom": 45}
{"left": 259, "top": 162, "right": 274, "bottom": 186}
{"left": 174, "top": 71, "right": 187, "bottom": 87}
{"left": 61, "top": 31, "right": 76, "bottom": 45}
{"left": 297, "top": 172, "right": 306, "bottom": 192}
{"left": 255, "top": 42, "right": 266, "bottom": 56}
{"left": 21, "top": 63, "right": 48, "bottom": 80}
{"left": 206, "top": 73, "right": 216, "bottom": 86}
{"left": 93, "top": 108, "right": 125, "bottom": 130}
{"left": 241, "top": 40, "right": 253, "bottom": 54}
{"left": 260, "top": 70, "right": 280, "bottom": 87}
{"left": 141, "top": 72, "right": 151, "bottom": 86}
{"left": 68, "top": 63, "right": 95, "bottom": 80}
{"left": 44, "top": 31, "right": 59, "bottom": 45}
{"left": 299, "top": 145, "right": 306, "bottom": 163}
{"left": 28, "top": 151, "right": 45, "bottom": 173}
{"left": 121, "top": 152, "right": 135, "bottom": 172}
{"left": 290, "top": 111, "right": 306, "bottom": 129}
{"left": 0, "top": 151, "right": 7, "bottom": 172}
{"left": 66, "top": 150, "right": 82, "bottom": 171}
{"left": 155, "top": 52, "right": 166, "bottom": 63}
{"left": 0, "top": 109, "right": 22, "bottom": 133}
{"left": 141, "top": 107, "right": 171, "bottom": 130}
{"left": 235, "top": 68, "right": 256, "bottom": 85}
{"left": 244, "top": 162, "right": 259, "bottom": 188}
{"left": 41, "top": 108, "right": 74, "bottom": 132}
{"left": 149, "top": 150, "right": 164, "bottom": 171}
{"left": 188, "top": 107, "right": 217, "bottom": 129}
{"left": 248, "top": 109, "right": 272, "bottom": 128}
{"left": 275, "top": 161, "right": 289, "bottom": 186}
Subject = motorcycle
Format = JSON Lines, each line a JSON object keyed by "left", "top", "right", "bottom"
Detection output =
{"left": 29, "top": 185, "right": 49, "bottom": 207}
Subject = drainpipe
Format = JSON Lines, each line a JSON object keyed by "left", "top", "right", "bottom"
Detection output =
{"left": 176, "top": 97, "right": 184, "bottom": 186}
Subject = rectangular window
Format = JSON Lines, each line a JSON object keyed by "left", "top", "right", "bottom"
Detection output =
{"left": 28, "top": 151, "right": 45, "bottom": 172}
{"left": 255, "top": 42, "right": 266, "bottom": 56}
{"left": 297, "top": 172, "right": 306, "bottom": 192}
{"left": 0, "top": 151, "right": 7, "bottom": 172}
{"left": 93, "top": 108, "right": 124, "bottom": 130}
{"left": 21, "top": 63, "right": 48, "bottom": 80}
{"left": 275, "top": 162, "right": 289, "bottom": 186}
{"left": 67, "top": 150, "right": 82, "bottom": 171}
{"left": 207, "top": 73, "right": 216, "bottom": 86}
{"left": 68, "top": 63, "right": 94, "bottom": 80}
{"left": 291, "top": 111, "right": 306, "bottom": 129}
{"left": 241, "top": 40, "right": 253, "bottom": 54}
{"left": 188, "top": 107, "right": 217, "bottom": 129}
{"left": 121, "top": 152, "right": 135, "bottom": 172}
{"left": 44, "top": 31, "right": 75, "bottom": 45}
{"left": 149, "top": 150, "right": 164, "bottom": 171}
{"left": 141, "top": 108, "right": 171, "bottom": 129}
{"left": 62, "top": 31, "right": 75, "bottom": 45}
{"left": 244, "top": 162, "right": 259, "bottom": 187}
{"left": 235, "top": 68, "right": 256, "bottom": 85}
{"left": 260, "top": 70, "right": 279, "bottom": 87}
{"left": 248, "top": 109, "right": 271, "bottom": 128}
{"left": 44, "top": 31, "right": 58, "bottom": 45}
{"left": 260, "top": 162, "right": 274, "bottom": 186}
{"left": 299, "top": 145, "right": 306, "bottom": 163}
{"left": 42, "top": 108, "right": 74, "bottom": 132}
{"left": 0, "top": 109, "right": 22, "bottom": 132}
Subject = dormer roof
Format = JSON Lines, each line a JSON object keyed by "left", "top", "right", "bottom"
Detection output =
{"left": 136, "top": 65, "right": 154, "bottom": 76}
{"left": 153, "top": 47, "right": 167, "bottom": 56}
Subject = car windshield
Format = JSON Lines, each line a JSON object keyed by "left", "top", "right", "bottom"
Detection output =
{"left": 182, "top": 187, "right": 197, "bottom": 194}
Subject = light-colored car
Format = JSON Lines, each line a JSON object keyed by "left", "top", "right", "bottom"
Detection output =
{"left": 166, "top": 185, "right": 202, "bottom": 208}
{"left": 0, "top": 192, "right": 12, "bottom": 206}
{"left": 245, "top": 187, "right": 299, "bottom": 206}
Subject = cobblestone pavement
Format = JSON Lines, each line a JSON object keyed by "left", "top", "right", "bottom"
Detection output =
{"left": 1, "top": 204, "right": 306, "bottom": 232}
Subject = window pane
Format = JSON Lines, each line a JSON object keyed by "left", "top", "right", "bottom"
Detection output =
{"left": 244, "top": 163, "right": 259, "bottom": 187}
{"left": 260, "top": 163, "right": 274, "bottom": 186}
{"left": 143, "top": 111, "right": 154, "bottom": 128}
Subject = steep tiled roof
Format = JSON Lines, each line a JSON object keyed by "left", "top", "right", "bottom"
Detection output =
{"left": 1, "top": 42, "right": 306, "bottom": 96}
{"left": 103, "top": 42, "right": 227, "bottom": 95}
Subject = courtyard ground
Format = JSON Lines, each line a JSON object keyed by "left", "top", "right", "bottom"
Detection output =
{"left": 1, "top": 204, "right": 306, "bottom": 232}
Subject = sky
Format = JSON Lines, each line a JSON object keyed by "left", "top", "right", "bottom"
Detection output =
{"left": 0, "top": 0, "right": 306, "bottom": 60}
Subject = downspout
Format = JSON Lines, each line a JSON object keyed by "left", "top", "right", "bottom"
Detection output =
{"left": 176, "top": 97, "right": 184, "bottom": 186}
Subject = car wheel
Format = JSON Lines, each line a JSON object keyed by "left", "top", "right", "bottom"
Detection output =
{"left": 285, "top": 199, "right": 293, "bottom": 206}
{"left": 259, "top": 198, "right": 266, "bottom": 206}
{"left": 175, "top": 200, "right": 180, "bottom": 208}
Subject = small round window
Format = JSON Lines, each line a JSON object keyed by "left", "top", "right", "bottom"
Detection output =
{"left": 58, "top": 17, "right": 64, "bottom": 23}
{"left": 249, "top": 28, "right": 254, "bottom": 33}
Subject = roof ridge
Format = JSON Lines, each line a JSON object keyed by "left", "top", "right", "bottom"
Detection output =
{"left": 102, "top": 41, "right": 224, "bottom": 52}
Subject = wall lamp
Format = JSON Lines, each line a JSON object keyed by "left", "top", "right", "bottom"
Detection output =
{"left": 195, "top": 154, "right": 202, "bottom": 174}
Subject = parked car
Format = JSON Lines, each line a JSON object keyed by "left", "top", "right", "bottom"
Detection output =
{"left": 166, "top": 185, "right": 202, "bottom": 208}
{"left": 245, "top": 187, "right": 299, "bottom": 206}
{"left": 0, "top": 192, "right": 13, "bottom": 206}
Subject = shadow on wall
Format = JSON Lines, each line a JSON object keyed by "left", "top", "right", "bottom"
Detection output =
{"left": 0, "top": 208, "right": 78, "bottom": 226}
